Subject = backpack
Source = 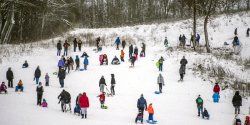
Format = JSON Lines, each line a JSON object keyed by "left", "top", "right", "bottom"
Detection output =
{"left": 197, "top": 98, "right": 203, "bottom": 103}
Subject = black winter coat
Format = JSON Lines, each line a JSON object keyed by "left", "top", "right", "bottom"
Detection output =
{"left": 36, "top": 85, "right": 44, "bottom": 94}
{"left": 34, "top": 68, "right": 41, "bottom": 78}
{"left": 6, "top": 70, "right": 14, "bottom": 80}
{"left": 137, "top": 97, "right": 147, "bottom": 109}
{"left": 129, "top": 45, "right": 133, "bottom": 53}
{"left": 111, "top": 76, "right": 116, "bottom": 85}
{"left": 73, "top": 39, "right": 77, "bottom": 46}
{"left": 58, "top": 91, "right": 71, "bottom": 103}
{"left": 57, "top": 43, "right": 62, "bottom": 50}
{"left": 58, "top": 69, "right": 66, "bottom": 79}
{"left": 232, "top": 94, "right": 242, "bottom": 106}
{"left": 180, "top": 58, "right": 188, "bottom": 66}
{"left": 99, "top": 77, "right": 107, "bottom": 86}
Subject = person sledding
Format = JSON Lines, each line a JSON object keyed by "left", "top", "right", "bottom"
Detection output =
{"left": 58, "top": 89, "right": 71, "bottom": 112}
{"left": 111, "top": 56, "right": 120, "bottom": 65}
{"left": 99, "top": 76, "right": 107, "bottom": 92}
{"left": 244, "top": 116, "right": 250, "bottom": 125}
{"left": 97, "top": 92, "right": 107, "bottom": 109}
{"left": 15, "top": 80, "right": 24, "bottom": 92}
{"left": 232, "top": 35, "right": 241, "bottom": 54}
{"left": 22, "top": 60, "right": 29, "bottom": 68}
{"left": 41, "top": 99, "right": 48, "bottom": 107}
{"left": 202, "top": 108, "right": 210, "bottom": 120}
{"left": 100, "top": 54, "right": 108, "bottom": 65}
{"left": 0, "top": 82, "right": 7, "bottom": 94}
{"left": 146, "top": 103, "right": 157, "bottom": 123}
{"left": 233, "top": 114, "right": 242, "bottom": 125}
{"left": 135, "top": 109, "right": 144, "bottom": 124}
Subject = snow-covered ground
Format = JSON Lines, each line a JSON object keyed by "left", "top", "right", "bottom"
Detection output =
{"left": 0, "top": 12, "right": 250, "bottom": 125}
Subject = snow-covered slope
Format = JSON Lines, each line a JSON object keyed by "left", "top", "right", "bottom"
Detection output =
{"left": 0, "top": 12, "right": 250, "bottom": 125}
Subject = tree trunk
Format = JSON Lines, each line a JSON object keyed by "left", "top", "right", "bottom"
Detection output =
{"left": 204, "top": 15, "right": 210, "bottom": 53}
{"left": 192, "top": 0, "right": 196, "bottom": 51}
{"left": 247, "top": 0, "right": 250, "bottom": 10}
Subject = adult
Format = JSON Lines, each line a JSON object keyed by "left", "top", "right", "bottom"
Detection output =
{"left": 232, "top": 35, "right": 240, "bottom": 54}
{"left": 196, "top": 95, "right": 203, "bottom": 117}
{"left": 83, "top": 56, "right": 89, "bottom": 70}
{"left": 213, "top": 83, "right": 220, "bottom": 94}
{"left": 110, "top": 74, "right": 116, "bottom": 95}
{"left": 129, "top": 44, "right": 133, "bottom": 58}
{"left": 196, "top": 34, "right": 200, "bottom": 47}
{"left": 58, "top": 89, "right": 71, "bottom": 112}
{"left": 34, "top": 66, "right": 41, "bottom": 84}
{"left": 178, "top": 35, "right": 182, "bottom": 45}
{"left": 134, "top": 46, "right": 139, "bottom": 60}
{"left": 58, "top": 67, "right": 66, "bottom": 88}
{"left": 75, "top": 93, "right": 82, "bottom": 105}
{"left": 115, "top": 37, "right": 121, "bottom": 50}
{"left": 0, "top": 82, "right": 7, "bottom": 94}
{"left": 75, "top": 55, "right": 80, "bottom": 71}
{"left": 232, "top": 91, "right": 242, "bottom": 114}
{"left": 122, "top": 39, "right": 126, "bottom": 50}
{"left": 157, "top": 73, "right": 164, "bottom": 93}
{"left": 96, "top": 37, "right": 101, "bottom": 50}
{"left": 78, "top": 92, "right": 89, "bottom": 119}
{"left": 137, "top": 94, "right": 147, "bottom": 116}
{"left": 22, "top": 60, "right": 29, "bottom": 68}
{"left": 6, "top": 67, "right": 14, "bottom": 88}
{"left": 180, "top": 56, "right": 188, "bottom": 74}
{"left": 130, "top": 54, "right": 136, "bottom": 67}
{"left": 78, "top": 39, "right": 82, "bottom": 51}
{"left": 57, "top": 40, "right": 62, "bottom": 56}
{"left": 247, "top": 28, "right": 250, "bottom": 37}
{"left": 69, "top": 56, "right": 74, "bottom": 70}
{"left": 65, "top": 57, "right": 70, "bottom": 73}
{"left": 164, "top": 37, "right": 168, "bottom": 47}
{"left": 158, "top": 56, "right": 164, "bottom": 72}
{"left": 234, "top": 28, "right": 238, "bottom": 35}
{"left": 63, "top": 40, "right": 70, "bottom": 56}
{"left": 36, "top": 82, "right": 44, "bottom": 105}
{"left": 141, "top": 43, "right": 146, "bottom": 57}
{"left": 81, "top": 52, "right": 89, "bottom": 58}
{"left": 179, "top": 65, "right": 185, "bottom": 81}
{"left": 99, "top": 76, "right": 107, "bottom": 92}
{"left": 73, "top": 38, "right": 78, "bottom": 52}
{"left": 58, "top": 57, "right": 65, "bottom": 70}
{"left": 181, "top": 34, "right": 186, "bottom": 48}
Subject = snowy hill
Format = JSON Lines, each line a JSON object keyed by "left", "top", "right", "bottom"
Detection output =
{"left": 0, "top": 12, "right": 250, "bottom": 125}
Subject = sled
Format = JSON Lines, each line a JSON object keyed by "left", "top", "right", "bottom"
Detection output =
{"left": 79, "top": 69, "right": 84, "bottom": 71}
{"left": 155, "top": 61, "right": 160, "bottom": 68}
{"left": 101, "top": 106, "right": 108, "bottom": 109}
{"left": 154, "top": 91, "right": 161, "bottom": 94}
{"left": 53, "top": 72, "right": 57, "bottom": 75}
{"left": 146, "top": 120, "right": 157, "bottom": 124}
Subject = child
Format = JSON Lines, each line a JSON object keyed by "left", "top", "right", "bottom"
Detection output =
{"left": 245, "top": 116, "right": 250, "bottom": 125}
{"left": 41, "top": 99, "right": 48, "bottom": 107}
{"left": 15, "top": 80, "right": 24, "bottom": 92}
{"left": 22, "top": 60, "right": 29, "bottom": 68}
{"left": 146, "top": 103, "right": 154, "bottom": 122}
{"left": 212, "top": 92, "right": 220, "bottom": 103}
{"left": 120, "top": 50, "right": 125, "bottom": 62}
{"left": 135, "top": 110, "right": 143, "bottom": 124}
{"left": 233, "top": 114, "right": 242, "bottom": 125}
{"left": 45, "top": 73, "right": 50, "bottom": 86}
{"left": 0, "top": 82, "right": 7, "bottom": 94}
{"left": 97, "top": 92, "right": 106, "bottom": 108}
{"left": 202, "top": 108, "right": 210, "bottom": 120}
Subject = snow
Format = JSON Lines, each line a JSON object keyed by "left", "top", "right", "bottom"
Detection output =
{"left": 0, "top": 12, "right": 250, "bottom": 125}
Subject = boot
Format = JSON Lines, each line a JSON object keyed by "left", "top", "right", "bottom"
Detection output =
{"left": 81, "top": 114, "right": 84, "bottom": 119}
{"left": 85, "top": 114, "right": 87, "bottom": 119}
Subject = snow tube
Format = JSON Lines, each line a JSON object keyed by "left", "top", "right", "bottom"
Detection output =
{"left": 154, "top": 91, "right": 160, "bottom": 94}
{"left": 79, "top": 69, "right": 84, "bottom": 71}
{"left": 155, "top": 61, "right": 160, "bottom": 68}
{"left": 146, "top": 120, "right": 157, "bottom": 124}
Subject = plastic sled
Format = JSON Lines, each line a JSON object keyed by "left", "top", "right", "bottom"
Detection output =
{"left": 79, "top": 69, "right": 84, "bottom": 71}
{"left": 154, "top": 91, "right": 161, "bottom": 94}
{"left": 53, "top": 72, "right": 57, "bottom": 75}
{"left": 101, "top": 106, "right": 108, "bottom": 109}
{"left": 155, "top": 61, "right": 159, "bottom": 68}
{"left": 146, "top": 120, "right": 157, "bottom": 124}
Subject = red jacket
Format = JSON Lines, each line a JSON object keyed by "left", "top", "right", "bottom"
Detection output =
{"left": 213, "top": 85, "right": 220, "bottom": 93}
{"left": 78, "top": 92, "right": 89, "bottom": 108}
{"left": 98, "top": 93, "right": 105, "bottom": 102}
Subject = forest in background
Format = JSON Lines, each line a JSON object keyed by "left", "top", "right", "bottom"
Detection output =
{"left": 0, "top": 0, "right": 249, "bottom": 44}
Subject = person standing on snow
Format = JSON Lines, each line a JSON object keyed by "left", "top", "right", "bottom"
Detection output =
{"left": 6, "top": 67, "right": 14, "bottom": 88}
{"left": 137, "top": 94, "right": 147, "bottom": 116}
{"left": 58, "top": 57, "right": 65, "bottom": 70}
{"left": 96, "top": 37, "right": 101, "bottom": 51}
{"left": 99, "top": 76, "right": 107, "bottom": 92}
{"left": 157, "top": 73, "right": 164, "bottom": 93}
{"left": 213, "top": 83, "right": 220, "bottom": 94}
{"left": 196, "top": 95, "right": 204, "bottom": 117}
{"left": 122, "top": 39, "right": 126, "bottom": 50}
{"left": 120, "top": 50, "right": 125, "bottom": 62}
{"left": 180, "top": 56, "right": 188, "bottom": 74}
{"left": 57, "top": 40, "right": 62, "bottom": 56}
{"left": 83, "top": 56, "right": 89, "bottom": 70}
{"left": 79, "top": 92, "right": 89, "bottom": 119}
{"left": 73, "top": 38, "right": 78, "bottom": 52}
{"left": 97, "top": 92, "right": 106, "bottom": 108}
{"left": 179, "top": 65, "right": 185, "bottom": 82}
{"left": 129, "top": 44, "right": 133, "bottom": 58}
{"left": 36, "top": 82, "right": 44, "bottom": 105}
{"left": 196, "top": 34, "right": 200, "bottom": 47}
{"left": 247, "top": 28, "right": 250, "bottom": 37}
{"left": 232, "top": 91, "right": 242, "bottom": 114}
{"left": 141, "top": 43, "right": 146, "bottom": 57}
{"left": 58, "top": 67, "right": 66, "bottom": 88}
{"left": 58, "top": 89, "right": 71, "bottom": 112}
{"left": 115, "top": 37, "right": 121, "bottom": 50}
{"left": 164, "top": 37, "right": 168, "bottom": 47}
{"left": 45, "top": 73, "right": 50, "bottom": 86}
{"left": 110, "top": 74, "right": 116, "bottom": 96}
{"left": 158, "top": 56, "right": 164, "bottom": 72}
{"left": 75, "top": 55, "right": 80, "bottom": 71}
{"left": 134, "top": 46, "right": 139, "bottom": 60}
{"left": 63, "top": 40, "right": 70, "bottom": 56}
{"left": 34, "top": 66, "right": 41, "bottom": 84}
{"left": 78, "top": 39, "right": 82, "bottom": 51}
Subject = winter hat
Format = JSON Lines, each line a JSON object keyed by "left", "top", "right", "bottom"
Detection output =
{"left": 198, "top": 95, "right": 201, "bottom": 97}
{"left": 111, "top": 74, "right": 114, "bottom": 77}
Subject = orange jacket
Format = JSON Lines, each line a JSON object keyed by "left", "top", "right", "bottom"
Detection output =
{"left": 147, "top": 105, "right": 154, "bottom": 114}
{"left": 120, "top": 50, "right": 125, "bottom": 58}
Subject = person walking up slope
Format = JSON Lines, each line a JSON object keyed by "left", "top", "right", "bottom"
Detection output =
{"left": 34, "top": 66, "right": 41, "bottom": 84}
{"left": 196, "top": 95, "right": 204, "bottom": 117}
{"left": 6, "top": 67, "right": 14, "bottom": 88}
{"left": 79, "top": 92, "right": 89, "bottom": 119}
{"left": 110, "top": 74, "right": 116, "bottom": 95}
{"left": 115, "top": 37, "right": 121, "bottom": 50}
{"left": 97, "top": 92, "right": 106, "bottom": 109}
{"left": 36, "top": 82, "right": 44, "bottom": 105}
{"left": 157, "top": 73, "right": 164, "bottom": 93}
{"left": 232, "top": 91, "right": 242, "bottom": 114}
{"left": 146, "top": 103, "right": 157, "bottom": 123}
{"left": 57, "top": 40, "right": 62, "bottom": 56}
{"left": 158, "top": 56, "right": 164, "bottom": 72}
{"left": 99, "top": 76, "right": 107, "bottom": 92}
{"left": 137, "top": 94, "right": 147, "bottom": 116}
{"left": 83, "top": 56, "right": 89, "bottom": 70}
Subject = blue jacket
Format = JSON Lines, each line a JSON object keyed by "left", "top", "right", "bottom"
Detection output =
{"left": 115, "top": 37, "right": 120, "bottom": 45}
{"left": 84, "top": 57, "right": 89, "bottom": 65}
{"left": 196, "top": 34, "right": 200, "bottom": 42}
{"left": 212, "top": 93, "right": 220, "bottom": 102}
{"left": 58, "top": 59, "right": 65, "bottom": 67}
{"left": 137, "top": 97, "right": 147, "bottom": 109}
